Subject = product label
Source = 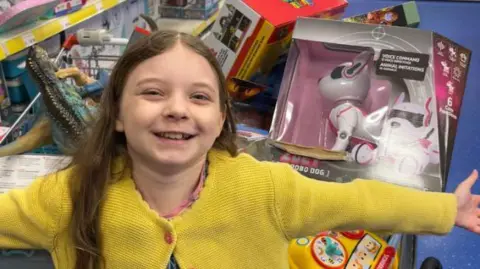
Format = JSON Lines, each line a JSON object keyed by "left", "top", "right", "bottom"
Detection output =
{"left": 61, "top": 17, "right": 70, "bottom": 29}
{"left": 433, "top": 33, "right": 471, "bottom": 181}
{"left": 0, "top": 155, "right": 71, "bottom": 193}
{"left": 0, "top": 127, "right": 8, "bottom": 140}
{"left": 95, "top": 2, "right": 103, "bottom": 12}
{"left": 343, "top": 4, "right": 413, "bottom": 27}
{"left": 269, "top": 147, "right": 336, "bottom": 180}
{"left": 375, "top": 49, "right": 430, "bottom": 81}
{"left": 22, "top": 33, "right": 36, "bottom": 48}
{"left": 282, "top": 0, "right": 314, "bottom": 8}
{"left": 54, "top": 2, "right": 68, "bottom": 12}
{"left": 215, "top": 6, "right": 251, "bottom": 53}
{"left": 345, "top": 234, "right": 383, "bottom": 268}
{"left": 204, "top": 1, "right": 258, "bottom": 77}
{"left": 375, "top": 246, "right": 396, "bottom": 269}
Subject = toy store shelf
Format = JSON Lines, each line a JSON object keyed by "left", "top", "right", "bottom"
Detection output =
{"left": 156, "top": 0, "right": 224, "bottom": 37}
{"left": 0, "top": 0, "right": 125, "bottom": 61}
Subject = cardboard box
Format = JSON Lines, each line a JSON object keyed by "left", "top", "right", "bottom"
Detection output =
{"left": 188, "top": 0, "right": 218, "bottom": 9}
{"left": 344, "top": 1, "right": 420, "bottom": 27}
{"left": 268, "top": 18, "right": 472, "bottom": 192}
{"left": 158, "top": 0, "right": 219, "bottom": 20}
{"left": 54, "top": 0, "right": 85, "bottom": 17}
{"left": 160, "top": 0, "right": 188, "bottom": 7}
{"left": 203, "top": 0, "right": 347, "bottom": 99}
{"left": 160, "top": 0, "right": 216, "bottom": 8}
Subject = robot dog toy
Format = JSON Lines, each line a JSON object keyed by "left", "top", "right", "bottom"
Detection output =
{"left": 317, "top": 50, "right": 380, "bottom": 152}
{"left": 317, "top": 50, "right": 439, "bottom": 177}
{"left": 351, "top": 93, "right": 440, "bottom": 177}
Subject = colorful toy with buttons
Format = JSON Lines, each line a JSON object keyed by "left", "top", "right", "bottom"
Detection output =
{"left": 288, "top": 230, "right": 399, "bottom": 269}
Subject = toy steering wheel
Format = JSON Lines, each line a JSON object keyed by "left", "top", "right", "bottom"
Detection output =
{"left": 310, "top": 235, "right": 347, "bottom": 268}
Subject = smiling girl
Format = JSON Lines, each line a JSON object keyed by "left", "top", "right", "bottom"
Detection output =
{"left": 0, "top": 30, "right": 479, "bottom": 269}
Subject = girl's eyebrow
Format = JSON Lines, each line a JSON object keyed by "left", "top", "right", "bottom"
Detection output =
{"left": 136, "top": 77, "right": 167, "bottom": 86}
{"left": 191, "top": 82, "right": 217, "bottom": 93}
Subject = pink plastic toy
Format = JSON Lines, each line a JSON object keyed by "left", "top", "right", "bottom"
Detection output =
{"left": 317, "top": 49, "right": 378, "bottom": 151}
{"left": 0, "top": 0, "right": 59, "bottom": 33}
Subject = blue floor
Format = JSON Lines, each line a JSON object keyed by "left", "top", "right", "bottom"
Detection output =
{"left": 344, "top": 1, "right": 480, "bottom": 268}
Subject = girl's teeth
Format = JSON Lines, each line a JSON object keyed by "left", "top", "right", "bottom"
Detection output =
{"left": 159, "top": 132, "right": 191, "bottom": 140}
{"left": 167, "top": 133, "right": 182, "bottom": 139}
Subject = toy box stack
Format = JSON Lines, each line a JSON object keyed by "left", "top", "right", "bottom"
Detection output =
{"left": 203, "top": 0, "right": 347, "bottom": 100}
{"left": 268, "top": 18, "right": 471, "bottom": 192}
{"left": 229, "top": 1, "right": 420, "bottom": 134}
{"left": 158, "top": 0, "right": 220, "bottom": 20}
{"left": 344, "top": 1, "right": 420, "bottom": 27}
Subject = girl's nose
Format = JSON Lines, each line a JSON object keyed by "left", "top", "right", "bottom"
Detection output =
{"left": 162, "top": 95, "right": 189, "bottom": 120}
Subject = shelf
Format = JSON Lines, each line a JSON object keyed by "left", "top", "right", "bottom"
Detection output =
{"left": 156, "top": 0, "right": 224, "bottom": 36}
{"left": 0, "top": 0, "right": 125, "bottom": 61}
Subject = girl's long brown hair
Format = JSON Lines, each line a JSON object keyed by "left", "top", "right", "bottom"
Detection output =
{"left": 67, "top": 30, "right": 238, "bottom": 268}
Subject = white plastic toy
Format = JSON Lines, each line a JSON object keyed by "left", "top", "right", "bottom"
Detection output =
{"left": 317, "top": 50, "right": 381, "bottom": 151}
{"left": 351, "top": 93, "right": 440, "bottom": 176}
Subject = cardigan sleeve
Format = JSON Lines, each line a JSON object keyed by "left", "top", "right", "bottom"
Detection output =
{"left": 0, "top": 172, "right": 67, "bottom": 251}
{"left": 269, "top": 162, "right": 457, "bottom": 240}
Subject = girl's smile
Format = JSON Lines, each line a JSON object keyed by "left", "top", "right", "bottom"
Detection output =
{"left": 153, "top": 131, "right": 197, "bottom": 146}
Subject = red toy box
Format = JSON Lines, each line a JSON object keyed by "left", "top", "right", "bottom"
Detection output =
{"left": 203, "top": 0, "right": 347, "bottom": 100}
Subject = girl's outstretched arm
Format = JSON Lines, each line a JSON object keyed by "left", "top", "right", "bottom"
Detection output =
{"left": 268, "top": 162, "right": 458, "bottom": 240}
{"left": 0, "top": 172, "right": 68, "bottom": 250}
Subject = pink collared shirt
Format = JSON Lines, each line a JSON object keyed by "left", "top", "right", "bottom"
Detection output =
{"left": 162, "top": 164, "right": 207, "bottom": 219}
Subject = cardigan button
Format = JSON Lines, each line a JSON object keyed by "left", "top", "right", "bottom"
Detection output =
{"left": 164, "top": 232, "right": 173, "bottom": 244}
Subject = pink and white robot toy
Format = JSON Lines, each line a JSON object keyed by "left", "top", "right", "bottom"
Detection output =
{"left": 317, "top": 50, "right": 381, "bottom": 151}
{"left": 317, "top": 49, "right": 439, "bottom": 176}
{"left": 352, "top": 93, "right": 440, "bottom": 176}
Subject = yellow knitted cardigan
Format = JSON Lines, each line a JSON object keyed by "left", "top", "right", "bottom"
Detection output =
{"left": 0, "top": 149, "right": 456, "bottom": 268}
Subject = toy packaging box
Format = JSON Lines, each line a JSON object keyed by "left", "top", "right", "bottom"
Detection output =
{"left": 160, "top": 0, "right": 215, "bottom": 8}
{"left": 158, "top": 0, "right": 220, "bottom": 20}
{"left": 343, "top": 1, "right": 420, "bottom": 27}
{"left": 268, "top": 18, "right": 472, "bottom": 192}
{"left": 202, "top": 0, "right": 347, "bottom": 101}
{"left": 54, "top": 0, "right": 85, "bottom": 17}
{"left": 224, "top": 1, "right": 420, "bottom": 136}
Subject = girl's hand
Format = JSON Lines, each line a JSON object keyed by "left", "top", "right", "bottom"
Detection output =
{"left": 454, "top": 169, "right": 480, "bottom": 234}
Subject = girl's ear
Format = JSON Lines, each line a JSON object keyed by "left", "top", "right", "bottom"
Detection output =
{"left": 115, "top": 113, "right": 125, "bottom": 132}
{"left": 218, "top": 112, "right": 226, "bottom": 137}
{"left": 115, "top": 100, "right": 125, "bottom": 132}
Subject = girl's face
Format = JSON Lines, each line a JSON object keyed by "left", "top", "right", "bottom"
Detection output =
{"left": 116, "top": 42, "right": 225, "bottom": 169}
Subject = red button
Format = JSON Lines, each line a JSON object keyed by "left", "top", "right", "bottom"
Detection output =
{"left": 341, "top": 230, "right": 365, "bottom": 239}
{"left": 164, "top": 232, "right": 173, "bottom": 244}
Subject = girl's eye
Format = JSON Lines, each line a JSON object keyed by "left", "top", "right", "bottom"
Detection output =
{"left": 192, "top": 93, "right": 210, "bottom": 101}
{"left": 143, "top": 89, "right": 163, "bottom": 95}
